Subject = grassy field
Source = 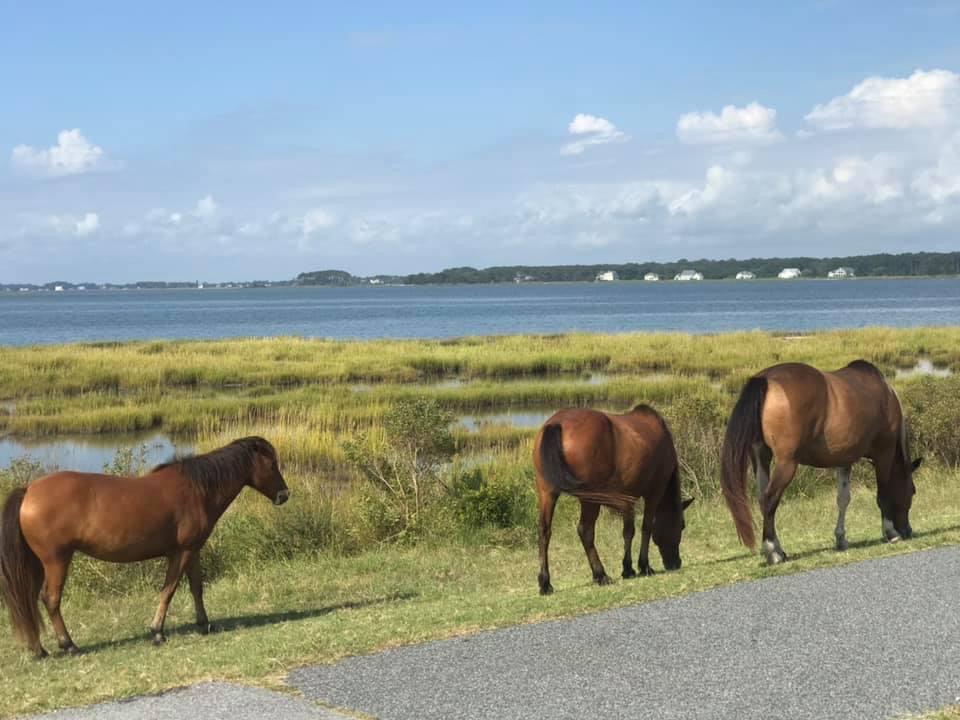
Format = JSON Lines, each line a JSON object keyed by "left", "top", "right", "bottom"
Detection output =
{"left": 2, "top": 328, "right": 960, "bottom": 717}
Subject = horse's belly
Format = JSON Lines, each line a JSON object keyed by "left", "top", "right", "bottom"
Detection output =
{"left": 795, "top": 437, "right": 869, "bottom": 468}
{"left": 79, "top": 539, "right": 172, "bottom": 564}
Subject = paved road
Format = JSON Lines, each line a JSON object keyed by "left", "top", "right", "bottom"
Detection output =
{"left": 290, "top": 547, "right": 960, "bottom": 720}
{"left": 33, "top": 683, "right": 352, "bottom": 720}
{"left": 32, "top": 547, "right": 960, "bottom": 720}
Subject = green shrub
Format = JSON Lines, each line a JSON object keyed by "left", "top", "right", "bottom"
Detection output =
{"left": 662, "top": 389, "right": 729, "bottom": 498}
{"left": 344, "top": 397, "right": 456, "bottom": 539}
{"left": 449, "top": 465, "right": 536, "bottom": 531}
{"left": 899, "top": 376, "right": 960, "bottom": 466}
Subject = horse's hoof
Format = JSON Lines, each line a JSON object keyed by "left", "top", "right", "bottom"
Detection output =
{"left": 63, "top": 643, "right": 82, "bottom": 656}
{"left": 33, "top": 648, "right": 49, "bottom": 661}
{"left": 765, "top": 551, "right": 786, "bottom": 566}
{"left": 197, "top": 623, "right": 211, "bottom": 636}
{"left": 152, "top": 634, "right": 166, "bottom": 646}
{"left": 835, "top": 536, "right": 849, "bottom": 552}
{"left": 594, "top": 574, "right": 614, "bottom": 586}
{"left": 622, "top": 567, "right": 637, "bottom": 579}
{"left": 539, "top": 583, "right": 554, "bottom": 596}
{"left": 639, "top": 565, "right": 655, "bottom": 577}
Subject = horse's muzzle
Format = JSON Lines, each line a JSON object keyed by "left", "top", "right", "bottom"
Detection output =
{"left": 274, "top": 489, "right": 290, "bottom": 506}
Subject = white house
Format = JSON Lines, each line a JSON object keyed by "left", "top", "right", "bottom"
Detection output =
{"left": 778, "top": 268, "right": 802, "bottom": 279}
{"left": 595, "top": 271, "right": 618, "bottom": 282}
{"left": 735, "top": 271, "right": 755, "bottom": 280}
{"left": 674, "top": 269, "right": 704, "bottom": 281}
{"left": 827, "top": 267, "right": 855, "bottom": 279}
{"left": 643, "top": 272, "right": 660, "bottom": 282}
{"left": 54, "top": 285, "right": 64, "bottom": 292}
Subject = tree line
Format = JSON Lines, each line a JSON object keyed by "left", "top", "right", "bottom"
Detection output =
{"left": 295, "top": 251, "right": 960, "bottom": 286}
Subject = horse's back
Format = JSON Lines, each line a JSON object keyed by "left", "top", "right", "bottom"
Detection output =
{"left": 757, "top": 360, "right": 897, "bottom": 465}
{"left": 535, "top": 406, "right": 674, "bottom": 493}
{"left": 19, "top": 470, "right": 193, "bottom": 562}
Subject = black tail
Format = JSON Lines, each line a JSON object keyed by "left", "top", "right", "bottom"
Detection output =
{"left": 720, "top": 376, "right": 768, "bottom": 548}
{"left": 539, "top": 424, "right": 635, "bottom": 512}
{"left": 0, "top": 487, "right": 45, "bottom": 651}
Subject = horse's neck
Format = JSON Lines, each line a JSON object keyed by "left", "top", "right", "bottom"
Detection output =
{"left": 200, "top": 472, "right": 249, "bottom": 521}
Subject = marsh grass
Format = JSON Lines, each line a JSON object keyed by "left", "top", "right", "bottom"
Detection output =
{"left": 3, "top": 329, "right": 960, "bottom": 716}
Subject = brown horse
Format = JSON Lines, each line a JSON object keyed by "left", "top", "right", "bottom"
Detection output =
{"left": 0, "top": 436, "right": 289, "bottom": 658}
{"left": 721, "top": 360, "right": 921, "bottom": 565}
{"left": 533, "top": 405, "right": 693, "bottom": 595}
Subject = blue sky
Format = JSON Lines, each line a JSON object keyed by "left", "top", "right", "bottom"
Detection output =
{"left": 3, "top": 1, "right": 960, "bottom": 282}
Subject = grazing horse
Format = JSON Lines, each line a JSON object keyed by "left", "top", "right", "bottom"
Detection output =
{"left": 0, "top": 436, "right": 289, "bottom": 658}
{"left": 533, "top": 405, "right": 693, "bottom": 595}
{"left": 721, "top": 361, "right": 921, "bottom": 565}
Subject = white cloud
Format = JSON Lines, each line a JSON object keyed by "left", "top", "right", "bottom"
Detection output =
{"left": 805, "top": 69, "right": 960, "bottom": 131}
{"left": 676, "top": 102, "right": 782, "bottom": 145}
{"left": 11, "top": 129, "right": 105, "bottom": 177}
{"left": 302, "top": 208, "right": 337, "bottom": 235}
{"left": 913, "top": 130, "right": 960, "bottom": 203}
{"left": 194, "top": 195, "right": 219, "bottom": 220}
{"left": 561, "top": 113, "right": 628, "bottom": 155}
{"left": 34, "top": 212, "right": 102, "bottom": 238}
{"left": 75, "top": 213, "right": 100, "bottom": 236}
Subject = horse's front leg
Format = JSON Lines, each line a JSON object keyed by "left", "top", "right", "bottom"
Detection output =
{"left": 621, "top": 507, "right": 637, "bottom": 578}
{"left": 150, "top": 550, "right": 193, "bottom": 645}
{"left": 873, "top": 449, "right": 902, "bottom": 542}
{"left": 834, "top": 466, "right": 852, "bottom": 551}
{"left": 637, "top": 499, "right": 655, "bottom": 576}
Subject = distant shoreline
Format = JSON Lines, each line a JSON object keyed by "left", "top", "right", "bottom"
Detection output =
{"left": 4, "top": 274, "right": 960, "bottom": 293}
{"left": 5, "top": 249, "right": 960, "bottom": 290}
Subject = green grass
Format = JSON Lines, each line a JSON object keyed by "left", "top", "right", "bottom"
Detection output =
{"left": 2, "top": 471, "right": 960, "bottom": 718}
{"left": 3, "top": 329, "right": 960, "bottom": 716}
{"left": 915, "top": 710, "right": 960, "bottom": 719}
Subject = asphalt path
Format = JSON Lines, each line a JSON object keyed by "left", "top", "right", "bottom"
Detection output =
{"left": 31, "top": 547, "right": 960, "bottom": 720}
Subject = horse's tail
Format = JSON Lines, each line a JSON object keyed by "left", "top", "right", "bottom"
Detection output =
{"left": 720, "top": 376, "right": 768, "bottom": 548}
{"left": 0, "top": 487, "right": 45, "bottom": 649}
{"left": 539, "top": 423, "right": 635, "bottom": 513}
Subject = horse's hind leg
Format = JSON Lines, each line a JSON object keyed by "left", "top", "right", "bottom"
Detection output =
{"left": 186, "top": 555, "right": 210, "bottom": 634}
{"left": 40, "top": 554, "right": 80, "bottom": 655}
{"left": 834, "top": 466, "right": 852, "bottom": 551}
{"left": 621, "top": 508, "right": 637, "bottom": 579}
{"left": 761, "top": 459, "right": 797, "bottom": 565}
{"left": 150, "top": 551, "right": 192, "bottom": 644}
{"left": 577, "top": 501, "right": 612, "bottom": 586}
{"left": 537, "top": 488, "right": 559, "bottom": 595}
{"left": 753, "top": 444, "right": 772, "bottom": 498}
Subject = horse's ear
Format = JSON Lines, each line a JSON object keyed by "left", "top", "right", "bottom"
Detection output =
{"left": 681, "top": 497, "right": 695, "bottom": 510}
{"left": 911, "top": 457, "right": 923, "bottom": 472}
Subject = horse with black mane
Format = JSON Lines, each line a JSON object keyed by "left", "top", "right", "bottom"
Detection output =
{"left": 721, "top": 360, "right": 921, "bottom": 565}
{"left": 0, "top": 436, "right": 289, "bottom": 658}
{"left": 534, "top": 404, "right": 693, "bottom": 595}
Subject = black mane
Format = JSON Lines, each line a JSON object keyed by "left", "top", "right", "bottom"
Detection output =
{"left": 153, "top": 436, "right": 276, "bottom": 496}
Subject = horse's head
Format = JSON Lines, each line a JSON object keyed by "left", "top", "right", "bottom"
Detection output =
{"left": 247, "top": 438, "right": 290, "bottom": 506}
{"left": 881, "top": 456, "right": 921, "bottom": 541}
{"left": 652, "top": 497, "right": 694, "bottom": 570}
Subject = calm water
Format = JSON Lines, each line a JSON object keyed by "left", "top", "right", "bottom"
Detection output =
{"left": 2, "top": 278, "right": 960, "bottom": 346}
{"left": 0, "top": 432, "right": 189, "bottom": 474}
